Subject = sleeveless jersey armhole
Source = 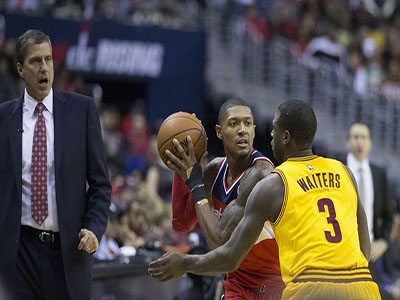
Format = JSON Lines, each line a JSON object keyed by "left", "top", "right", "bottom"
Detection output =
{"left": 340, "top": 162, "right": 358, "bottom": 207}
{"left": 271, "top": 169, "right": 288, "bottom": 227}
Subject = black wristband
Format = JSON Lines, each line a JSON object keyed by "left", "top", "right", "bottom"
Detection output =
{"left": 185, "top": 162, "right": 203, "bottom": 190}
{"left": 190, "top": 183, "right": 205, "bottom": 193}
{"left": 185, "top": 162, "right": 207, "bottom": 203}
{"left": 191, "top": 184, "right": 207, "bottom": 203}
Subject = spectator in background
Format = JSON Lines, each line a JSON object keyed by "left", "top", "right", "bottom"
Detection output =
{"left": 346, "top": 123, "right": 398, "bottom": 299}
{"left": 0, "top": 54, "right": 19, "bottom": 102}
{"left": 353, "top": 37, "right": 384, "bottom": 98}
{"left": 94, "top": 204, "right": 122, "bottom": 261}
{"left": 125, "top": 0, "right": 148, "bottom": 25}
{"left": 245, "top": 4, "right": 268, "bottom": 43}
{"left": 114, "top": 180, "right": 140, "bottom": 211}
{"left": 2, "top": 38, "right": 21, "bottom": 80}
{"left": 91, "top": 83, "right": 103, "bottom": 110}
{"left": 123, "top": 107, "right": 151, "bottom": 171}
{"left": 380, "top": 59, "right": 400, "bottom": 103}
{"left": 107, "top": 156, "right": 125, "bottom": 198}
{"left": 302, "top": 21, "right": 346, "bottom": 70}
{"left": 52, "top": 0, "right": 84, "bottom": 19}
{"left": 101, "top": 105, "right": 124, "bottom": 160}
{"left": 73, "top": 74, "right": 89, "bottom": 95}
{"left": 361, "top": 0, "right": 396, "bottom": 19}
{"left": 144, "top": 134, "right": 173, "bottom": 225}
{"left": 96, "top": 0, "right": 118, "bottom": 19}
{"left": 293, "top": 12, "right": 316, "bottom": 53}
{"left": 382, "top": 26, "right": 400, "bottom": 69}
{"left": 270, "top": 0, "right": 299, "bottom": 42}
{"left": 126, "top": 110, "right": 150, "bottom": 157}
{"left": 149, "top": 0, "right": 182, "bottom": 28}
{"left": 335, "top": 3, "right": 353, "bottom": 49}
{"left": 146, "top": 135, "right": 173, "bottom": 200}
{"left": 53, "top": 64, "right": 75, "bottom": 92}
{"left": 6, "top": 0, "right": 40, "bottom": 13}
{"left": 121, "top": 101, "right": 150, "bottom": 155}
{"left": 347, "top": 49, "right": 363, "bottom": 74}
{"left": 126, "top": 199, "right": 149, "bottom": 245}
{"left": 116, "top": 201, "right": 145, "bottom": 247}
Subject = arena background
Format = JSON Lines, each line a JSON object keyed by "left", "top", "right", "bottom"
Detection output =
{"left": 0, "top": 0, "right": 399, "bottom": 299}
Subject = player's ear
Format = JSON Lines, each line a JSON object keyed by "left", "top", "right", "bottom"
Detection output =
{"left": 215, "top": 124, "right": 222, "bottom": 140}
{"left": 283, "top": 130, "right": 290, "bottom": 145}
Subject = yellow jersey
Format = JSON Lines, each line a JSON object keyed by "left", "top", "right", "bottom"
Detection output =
{"left": 272, "top": 155, "right": 371, "bottom": 285}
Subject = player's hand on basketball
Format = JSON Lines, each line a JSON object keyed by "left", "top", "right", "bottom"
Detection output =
{"left": 165, "top": 136, "right": 197, "bottom": 181}
{"left": 200, "top": 150, "right": 208, "bottom": 170}
{"left": 78, "top": 229, "right": 99, "bottom": 254}
{"left": 148, "top": 251, "right": 186, "bottom": 281}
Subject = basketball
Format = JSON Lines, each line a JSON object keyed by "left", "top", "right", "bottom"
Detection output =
{"left": 157, "top": 112, "right": 207, "bottom": 166}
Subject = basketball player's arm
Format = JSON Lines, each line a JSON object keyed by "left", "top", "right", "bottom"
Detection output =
{"left": 168, "top": 153, "right": 243, "bottom": 248}
{"left": 190, "top": 159, "right": 272, "bottom": 249}
{"left": 192, "top": 158, "right": 224, "bottom": 249}
{"left": 346, "top": 166, "right": 371, "bottom": 261}
{"left": 168, "top": 137, "right": 209, "bottom": 232}
{"left": 201, "top": 161, "right": 273, "bottom": 249}
{"left": 165, "top": 136, "right": 233, "bottom": 247}
{"left": 171, "top": 172, "right": 198, "bottom": 232}
{"left": 149, "top": 174, "right": 284, "bottom": 279}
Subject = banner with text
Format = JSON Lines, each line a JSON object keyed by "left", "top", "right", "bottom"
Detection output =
{"left": 2, "top": 13, "right": 206, "bottom": 122}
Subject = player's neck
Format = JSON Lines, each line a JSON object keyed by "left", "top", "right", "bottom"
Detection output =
{"left": 226, "top": 151, "right": 252, "bottom": 179}
{"left": 285, "top": 149, "right": 313, "bottom": 161}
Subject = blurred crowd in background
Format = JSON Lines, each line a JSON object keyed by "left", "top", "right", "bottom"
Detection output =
{"left": 1, "top": 0, "right": 400, "bottom": 102}
{"left": 0, "top": 0, "right": 400, "bottom": 299}
{"left": 214, "top": 0, "right": 400, "bottom": 103}
{"left": 0, "top": 0, "right": 206, "bottom": 29}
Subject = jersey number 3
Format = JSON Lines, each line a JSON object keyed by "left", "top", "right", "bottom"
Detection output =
{"left": 317, "top": 198, "right": 342, "bottom": 243}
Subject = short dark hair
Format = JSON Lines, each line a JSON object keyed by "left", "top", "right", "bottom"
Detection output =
{"left": 347, "top": 122, "right": 371, "bottom": 140}
{"left": 218, "top": 97, "right": 252, "bottom": 123}
{"left": 16, "top": 30, "right": 51, "bottom": 65}
{"left": 277, "top": 99, "right": 317, "bottom": 146}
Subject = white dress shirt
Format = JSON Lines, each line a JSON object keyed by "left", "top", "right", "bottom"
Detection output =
{"left": 347, "top": 152, "right": 374, "bottom": 240}
{"left": 21, "top": 88, "right": 59, "bottom": 232}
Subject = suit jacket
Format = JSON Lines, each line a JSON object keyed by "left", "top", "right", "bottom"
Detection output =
{"left": 0, "top": 90, "right": 111, "bottom": 299}
{"left": 369, "top": 164, "right": 393, "bottom": 241}
{"left": 337, "top": 154, "right": 393, "bottom": 242}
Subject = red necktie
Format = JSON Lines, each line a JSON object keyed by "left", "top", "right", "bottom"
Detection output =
{"left": 31, "top": 103, "right": 48, "bottom": 225}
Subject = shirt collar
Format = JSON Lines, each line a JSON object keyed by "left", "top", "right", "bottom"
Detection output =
{"left": 347, "top": 152, "right": 369, "bottom": 171}
{"left": 24, "top": 88, "right": 53, "bottom": 117}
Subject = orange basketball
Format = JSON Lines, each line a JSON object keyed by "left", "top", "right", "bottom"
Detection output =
{"left": 157, "top": 112, "right": 207, "bottom": 166}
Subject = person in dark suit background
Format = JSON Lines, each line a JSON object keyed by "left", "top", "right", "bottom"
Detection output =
{"left": 346, "top": 122, "right": 398, "bottom": 299}
{"left": 0, "top": 30, "right": 111, "bottom": 299}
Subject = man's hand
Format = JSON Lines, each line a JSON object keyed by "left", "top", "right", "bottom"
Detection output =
{"left": 165, "top": 136, "right": 197, "bottom": 181}
{"left": 148, "top": 251, "right": 187, "bottom": 281}
{"left": 78, "top": 229, "right": 99, "bottom": 253}
{"left": 370, "top": 239, "right": 388, "bottom": 262}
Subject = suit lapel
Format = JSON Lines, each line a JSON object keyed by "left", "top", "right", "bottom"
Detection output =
{"left": 7, "top": 97, "right": 23, "bottom": 199}
{"left": 53, "top": 90, "right": 68, "bottom": 178}
{"left": 370, "top": 164, "right": 379, "bottom": 214}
